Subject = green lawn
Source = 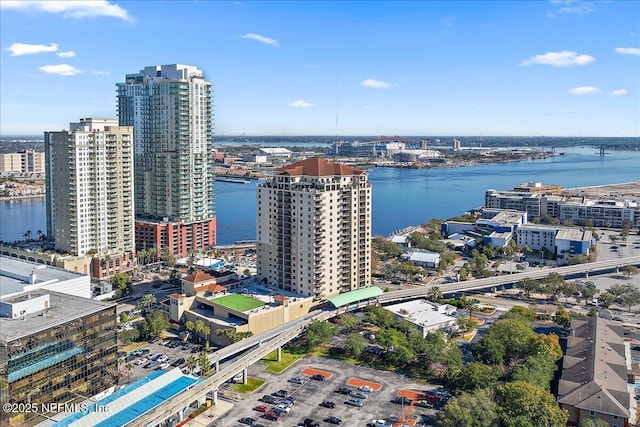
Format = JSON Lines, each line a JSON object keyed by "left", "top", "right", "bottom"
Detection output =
{"left": 213, "top": 294, "right": 265, "bottom": 311}
{"left": 259, "top": 350, "right": 304, "bottom": 373}
{"left": 231, "top": 377, "right": 266, "bottom": 394}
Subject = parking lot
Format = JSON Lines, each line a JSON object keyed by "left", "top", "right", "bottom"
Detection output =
{"left": 122, "top": 338, "right": 210, "bottom": 382}
{"left": 218, "top": 355, "right": 439, "bottom": 427}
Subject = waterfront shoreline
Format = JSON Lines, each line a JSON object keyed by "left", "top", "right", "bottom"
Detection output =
{"left": 0, "top": 194, "right": 45, "bottom": 201}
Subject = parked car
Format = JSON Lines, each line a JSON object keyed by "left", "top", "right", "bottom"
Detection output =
{"left": 324, "top": 416, "right": 343, "bottom": 425}
{"left": 144, "top": 360, "right": 158, "bottom": 369}
{"left": 134, "top": 358, "right": 148, "bottom": 366}
{"left": 358, "top": 385, "right": 373, "bottom": 392}
{"left": 311, "top": 374, "right": 325, "bottom": 381}
{"left": 272, "top": 389, "right": 288, "bottom": 398}
{"left": 347, "top": 398, "right": 363, "bottom": 407}
{"left": 261, "top": 395, "right": 278, "bottom": 404}
{"left": 239, "top": 417, "right": 256, "bottom": 425}
{"left": 303, "top": 419, "right": 320, "bottom": 427}
{"left": 172, "top": 358, "right": 186, "bottom": 367}
{"left": 319, "top": 401, "right": 336, "bottom": 408}
{"left": 336, "top": 387, "right": 352, "bottom": 395}
{"left": 262, "top": 410, "right": 280, "bottom": 421}
{"left": 158, "top": 362, "right": 170, "bottom": 370}
{"left": 352, "top": 391, "right": 368, "bottom": 399}
{"left": 275, "top": 404, "right": 290, "bottom": 413}
{"left": 253, "top": 405, "right": 268, "bottom": 413}
{"left": 288, "top": 376, "right": 305, "bottom": 384}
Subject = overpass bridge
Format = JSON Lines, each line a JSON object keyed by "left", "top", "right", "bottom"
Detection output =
{"left": 127, "top": 256, "right": 640, "bottom": 426}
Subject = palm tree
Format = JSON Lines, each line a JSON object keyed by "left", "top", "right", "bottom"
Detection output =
{"left": 24, "top": 230, "right": 32, "bottom": 242}
{"left": 36, "top": 230, "right": 43, "bottom": 242}
{"left": 427, "top": 286, "right": 443, "bottom": 302}
{"left": 186, "top": 355, "right": 197, "bottom": 374}
{"left": 198, "top": 351, "right": 211, "bottom": 376}
{"left": 125, "top": 363, "right": 133, "bottom": 381}
{"left": 138, "top": 294, "right": 157, "bottom": 315}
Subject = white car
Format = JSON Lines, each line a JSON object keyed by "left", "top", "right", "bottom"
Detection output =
{"left": 275, "top": 404, "right": 291, "bottom": 413}
{"left": 134, "top": 358, "right": 148, "bottom": 366}
{"left": 159, "top": 362, "right": 170, "bottom": 370}
{"left": 358, "top": 385, "right": 373, "bottom": 393}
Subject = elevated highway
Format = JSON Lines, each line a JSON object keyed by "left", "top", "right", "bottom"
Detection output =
{"left": 127, "top": 256, "right": 640, "bottom": 426}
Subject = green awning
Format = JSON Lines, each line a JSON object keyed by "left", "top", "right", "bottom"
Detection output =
{"left": 327, "top": 287, "right": 383, "bottom": 308}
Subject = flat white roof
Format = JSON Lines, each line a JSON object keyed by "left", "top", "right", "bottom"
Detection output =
{"left": 385, "top": 299, "right": 456, "bottom": 328}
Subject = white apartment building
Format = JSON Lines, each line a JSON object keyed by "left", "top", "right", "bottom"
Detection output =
{"left": 558, "top": 199, "right": 638, "bottom": 228}
{"left": 256, "top": 157, "right": 371, "bottom": 299}
{"left": 45, "top": 118, "right": 135, "bottom": 276}
{"left": 516, "top": 224, "right": 592, "bottom": 264}
{"left": 117, "top": 64, "right": 216, "bottom": 257}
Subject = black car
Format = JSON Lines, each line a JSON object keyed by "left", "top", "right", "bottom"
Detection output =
{"left": 393, "top": 396, "right": 412, "bottom": 405}
{"left": 324, "top": 416, "right": 343, "bottom": 425}
{"left": 261, "top": 395, "right": 278, "bottom": 404}
{"left": 336, "top": 387, "right": 352, "bottom": 395}
{"left": 239, "top": 417, "right": 255, "bottom": 425}
{"left": 303, "top": 419, "right": 320, "bottom": 427}
{"left": 311, "top": 374, "right": 325, "bottom": 381}
{"left": 171, "top": 358, "right": 185, "bottom": 367}
{"left": 272, "top": 389, "right": 288, "bottom": 398}
{"left": 319, "top": 401, "right": 336, "bottom": 408}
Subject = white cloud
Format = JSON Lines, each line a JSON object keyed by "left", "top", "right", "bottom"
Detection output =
{"left": 39, "top": 64, "right": 84, "bottom": 76}
{"left": 239, "top": 33, "right": 280, "bottom": 47}
{"left": 568, "top": 86, "right": 601, "bottom": 95}
{"left": 548, "top": 0, "right": 595, "bottom": 17}
{"left": 521, "top": 50, "right": 595, "bottom": 67}
{"left": 5, "top": 42, "right": 58, "bottom": 56}
{"left": 91, "top": 69, "right": 111, "bottom": 75}
{"left": 611, "top": 89, "right": 628, "bottom": 96}
{"left": 0, "top": 1, "right": 132, "bottom": 21}
{"left": 57, "top": 50, "right": 75, "bottom": 58}
{"left": 361, "top": 78, "right": 396, "bottom": 89}
{"left": 614, "top": 47, "right": 640, "bottom": 57}
{"left": 289, "top": 100, "right": 314, "bottom": 108}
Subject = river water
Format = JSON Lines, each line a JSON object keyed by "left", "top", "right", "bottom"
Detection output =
{"left": 1, "top": 147, "right": 638, "bottom": 245}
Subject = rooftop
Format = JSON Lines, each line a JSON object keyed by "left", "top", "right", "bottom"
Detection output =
{"left": 212, "top": 293, "right": 265, "bottom": 312}
{"left": 277, "top": 157, "right": 364, "bottom": 177}
{"left": 0, "top": 290, "right": 114, "bottom": 344}
{"left": 182, "top": 270, "right": 215, "bottom": 284}
{"left": 0, "top": 255, "right": 86, "bottom": 297}
{"left": 557, "top": 317, "right": 630, "bottom": 418}
{"left": 384, "top": 299, "right": 457, "bottom": 329}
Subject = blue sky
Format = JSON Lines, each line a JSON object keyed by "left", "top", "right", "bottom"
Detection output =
{"left": 1, "top": 1, "right": 639, "bottom": 137}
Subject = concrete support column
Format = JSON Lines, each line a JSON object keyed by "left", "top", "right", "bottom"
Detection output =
{"left": 243, "top": 367, "right": 248, "bottom": 385}
{"left": 215, "top": 360, "right": 219, "bottom": 372}
{"left": 277, "top": 346, "right": 282, "bottom": 362}
{"left": 212, "top": 388, "right": 218, "bottom": 405}
{"left": 585, "top": 272, "right": 589, "bottom": 278}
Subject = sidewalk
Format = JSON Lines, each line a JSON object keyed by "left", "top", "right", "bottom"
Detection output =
{"left": 184, "top": 400, "right": 234, "bottom": 427}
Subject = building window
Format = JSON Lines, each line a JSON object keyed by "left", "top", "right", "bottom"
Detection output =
{"left": 589, "top": 411, "right": 595, "bottom": 416}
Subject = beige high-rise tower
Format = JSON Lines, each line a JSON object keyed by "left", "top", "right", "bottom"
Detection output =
{"left": 45, "top": 118, "right": 135, "bottom": 278}
{"left": 256, "top": 157, "right": 371, "bottom": 299}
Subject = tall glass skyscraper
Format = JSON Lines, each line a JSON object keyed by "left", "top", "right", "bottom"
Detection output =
{"left": 117, "top": 64, "right": 216, "bottom": 257}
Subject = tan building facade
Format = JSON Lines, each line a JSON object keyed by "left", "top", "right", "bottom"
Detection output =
{"left": 0, "top": 150, "right": 45, "bottom": 174}
{"left": 256, "top": 157, "right": 372, "bottom": 299}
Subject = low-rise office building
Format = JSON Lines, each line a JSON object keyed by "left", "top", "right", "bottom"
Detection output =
{"left": 384, "top": 299, "right": 458, "bottom": 337}
{"left": 0, "top": 290, "right": 117, "bottom": 426}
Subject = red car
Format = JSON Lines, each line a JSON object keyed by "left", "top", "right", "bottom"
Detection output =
{"left": 253, "top": 405, "right": 268, "bottom": 413}
{"left": 263, "top": 410, "right": 281, "bottom": 421}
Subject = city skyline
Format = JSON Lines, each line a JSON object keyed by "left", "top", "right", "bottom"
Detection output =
{"left": 1, "top": 1, "right": 639, "bottom": 137}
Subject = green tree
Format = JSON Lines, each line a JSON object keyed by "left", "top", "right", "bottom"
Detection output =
{"left": 456, "top": 315, "right": 476, "bottom": 334}
{"left": 436, "top": 388, "right": 498, "bottom": 427}
{"left": 338, "top": 313, "right": 360, "bottom": 331}
{"left": 119, "top": 311, "right": 129, "bottom": 323}
{"left": 186, "top": 355, "right": 197, "bottom": 373}
{"left": 568, "top": 254, "right": 589, "bottom": 265}
{"left": 137, "top": 293, "right": 157, "bottom": 315}
{"left": 495, "top": 381, "right": 567, "bottom": 427}
{"left": 343, "top": 332, "right": 366, "bottom": 358}
{"left": 504, "top": 306, "right": 536, "bottom": 322}
{"left": 619, "top": 284, "right": 640, "bottom": 312}
{"left": 125, "top": 363, "right": 133, "bottom": 381}
{"left": 305, "top": 320, "right": 337, "bottom": 348}
{"left": 510, "top": 354, "right": 558, "bottom": 389}
{"left": 473, "top": 318, "right": 536, "bottom": 366}
{"left": 372, "top": 237, "right": 404, "bottom": 258}
{"left": 198, "top": 351, "right": 212, "bottom": 376}
{"left": 138, "top": 309, "right": 169, "bottom": 339}
{"left": 458, "top": 267, "right": 468, "bottom": 281}
{"left": 517, "top": 278, "right": 541, "bottom": 299}
{"left": 169, "top": 269, "right": 182, "bottom": 287}
{"left": 427, "top": 286, "right": 443, "bottom": 302}
{"left": 554, "top": 305, "right": 572, "bottom": 328}
{"left": 117, "top": 328, "right": 140, "bottom": 344}
{"left": 452, "top": 362, "right": 502, "bottom": 392}
{"left": 578, "top": 284, "right": 598, "bottom": 306}
{"left": 110, "top": 272, "right": 132, "bottom": 295}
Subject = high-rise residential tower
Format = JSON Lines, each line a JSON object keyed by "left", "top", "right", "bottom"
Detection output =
{"left": 45, "top": 118, "right": 136, "bottom": 278}
{"left": 117, "top": 64, "right": 216, "bottom": 258}
{"left": 256, "top": 157, "right": 371, "bottom": 299}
